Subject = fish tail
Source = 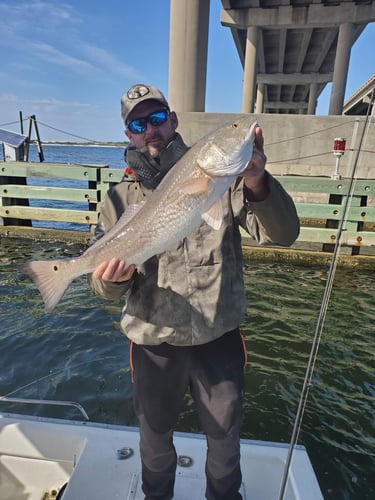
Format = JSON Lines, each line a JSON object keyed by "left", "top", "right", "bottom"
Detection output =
{"left": 24, "top": 259, "right": 76, "bottom": 313}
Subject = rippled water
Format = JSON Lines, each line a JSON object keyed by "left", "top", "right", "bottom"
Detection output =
{"left": 242, "top": 263, "right": 375, "bottom": 499}
{"left": 0, "top": 238, "right": 374, "bottom": 499}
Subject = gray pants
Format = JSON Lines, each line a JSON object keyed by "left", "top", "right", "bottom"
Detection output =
{"left": 131, "top": 329, "right": 246, "bottom": 500}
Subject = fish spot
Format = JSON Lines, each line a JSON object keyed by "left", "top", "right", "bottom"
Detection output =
{"left": 53, "top": 265, "right": 59, "bottom": 271}
{"left": 232, "top": 122, "right": 239, "bottom": 128}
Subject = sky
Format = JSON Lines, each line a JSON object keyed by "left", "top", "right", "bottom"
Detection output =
{"left": 0, "top": 0, "right": 374, "bottom": 143}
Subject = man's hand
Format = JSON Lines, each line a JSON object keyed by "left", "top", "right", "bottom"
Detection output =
{"left": 93, "top": 258, "right": 136, "bottom": 282}
{"left": 241, "top": 126, "right": 269, "bottom": 201}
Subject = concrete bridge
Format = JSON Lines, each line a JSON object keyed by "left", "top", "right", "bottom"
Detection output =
{"left": 176, "top": 112, "right": 374, "bottom": 180}
{"left": 168, "top": 0, "right": 375, "bottom": 116}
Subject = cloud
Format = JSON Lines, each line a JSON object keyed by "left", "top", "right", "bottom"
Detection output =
{"left": 0, "top": 93, "right": 123, "bottom": 142}
{"left": 0, "top": 1, "right": 79, "bottom": 35}
{"left": 0, "top": 0, "right": 141, "bottom": 84}
{"left": 0, "top": 93, "right": 95, "bottom": 123}
{"left": 80, "top": 43, "right": 142, "bottom": 81}
{"left": 0, "top": 0, "right": 149, "bottom": 141}
{"left": 29, "top": 42, "right": 96, "bottom": 75}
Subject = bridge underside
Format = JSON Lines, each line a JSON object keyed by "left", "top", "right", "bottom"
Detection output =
{"left": 221, "top": 0, "right": 374, "bottom": 114}
{"left": 168, "top": 0, "right": 375, "bottom": 115}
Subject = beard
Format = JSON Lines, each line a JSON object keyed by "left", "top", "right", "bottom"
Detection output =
{"left": 147, "top": 144, "right": 159, "bottom": 158}
{"left": 145, "top": 133, "right": 165, "bottom": 158}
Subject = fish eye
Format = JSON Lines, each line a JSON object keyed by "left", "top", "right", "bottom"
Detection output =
{"left": 232, "top": 122, "right": 239, "bottom": 129}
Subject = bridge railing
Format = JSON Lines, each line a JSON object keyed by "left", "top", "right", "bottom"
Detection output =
{"left": 0, "top": 161, "right": 374, "bottom": 255}
{"left": 276, "top": 175, "right": 375, "bottom": 255}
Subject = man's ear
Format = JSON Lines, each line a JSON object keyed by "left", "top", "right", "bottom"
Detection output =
{"left": 170, "top": 111, "right": 178, "bottom": 130}
{"left": 125, "top": 129, "right": 131, "bottom": 140}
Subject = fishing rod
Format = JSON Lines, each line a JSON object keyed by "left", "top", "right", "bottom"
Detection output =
{"left": 278, "top": 88, "right": 375, "bottom": 500}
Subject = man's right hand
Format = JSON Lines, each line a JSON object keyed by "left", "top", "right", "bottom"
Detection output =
{"left": 93, "top": 258, "right": 136, "bottom": 282}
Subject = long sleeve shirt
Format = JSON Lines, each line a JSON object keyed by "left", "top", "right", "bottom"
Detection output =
{"left": 88, "top": 170, "right": 300, "bottom": 346}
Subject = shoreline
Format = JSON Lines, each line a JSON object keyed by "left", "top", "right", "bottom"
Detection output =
{"left": 30, "top": 141, "right": 128, "bottom": 148}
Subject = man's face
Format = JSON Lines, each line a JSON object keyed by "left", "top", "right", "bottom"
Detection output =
{"left": 125, "top": 100, "right": 178, "bottom": 157}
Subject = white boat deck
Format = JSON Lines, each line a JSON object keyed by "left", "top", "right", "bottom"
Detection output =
{"left": 0, "top": 412, "right": 323, "bottom": 500}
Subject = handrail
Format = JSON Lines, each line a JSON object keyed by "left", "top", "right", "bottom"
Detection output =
{"left": 0, "top": 396, "right": 90, "bottom": 421}
{"left": 0, "top": 162, "right": 374, "bottom": 253}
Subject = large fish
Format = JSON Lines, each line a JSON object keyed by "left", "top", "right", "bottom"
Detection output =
{"left": 25, "top": 117, "right": 258, "bottom": 312}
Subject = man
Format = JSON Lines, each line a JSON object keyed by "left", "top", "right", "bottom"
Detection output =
{"left": 88, "top": 83, "right": 300, "bottom": 499}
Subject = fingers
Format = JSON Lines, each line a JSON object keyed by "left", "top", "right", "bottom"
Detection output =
{"left": 247, "top": 126, "right": 266, "bottom": 172}
{"left": 254, "top": 126, "right": 264, "bottom": 152}
{"left": 240, "top": 125, "right": 267, "bottom": 189}
{"left": 248, "top": 149, "right": 267, "bottom": 171}
{"left": 93, "top": 258, "right": 136, "bottom": 282}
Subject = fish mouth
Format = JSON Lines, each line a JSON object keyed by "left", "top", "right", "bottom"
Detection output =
{"left": 245, "top": 120, "right": 258, "bottom": 142}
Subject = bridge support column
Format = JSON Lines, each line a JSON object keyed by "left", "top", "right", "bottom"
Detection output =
{"left": 242, "top": 26, "right": 258, "bottom": 113}
{"left": 329, "top": 23, "right": 353, "bottom": 115}
{"left": 256, "top": 83, "right": 265, "bottom": 114}
{"left": 308, "top": 82, "right": 318, "bottom": 115}
{"left": 168, "top": 0, "right": 210, "bottom": 112}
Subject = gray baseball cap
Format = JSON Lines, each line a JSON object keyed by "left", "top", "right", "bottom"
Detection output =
{"left": 121, "top": 84, "right": 169, "bottom": 123}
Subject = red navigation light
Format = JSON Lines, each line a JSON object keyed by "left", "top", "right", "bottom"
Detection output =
{"left": 333, "top": 138, "right": 346, "bottom": 156}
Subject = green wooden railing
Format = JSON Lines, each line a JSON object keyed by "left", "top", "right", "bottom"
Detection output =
{"left": 277, "top": 176, "right": 375, "bottom": 253}
{"left": 0, "top": 161, "right": 374, "bottom": 255}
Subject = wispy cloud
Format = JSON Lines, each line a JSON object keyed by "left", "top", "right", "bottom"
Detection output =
{"left": 0, "top": 0, "right": 141, "bottom": 83}
{"left": 0, "top": 93, "right": 122, "bottom": 142}
{"left": 0, "top": 1, "right": 79, "bottom": 35}
{"left": 80, "top": 43, "right": 141, "bottom": 80}
{"left": 0, "top": 0, "right": 151, "bottom": 140}
{"left": 0, "top": 93, "right": 96, "bottom": 117}
{"left": 29, "top": 42, "right": 96, "bottom": 75}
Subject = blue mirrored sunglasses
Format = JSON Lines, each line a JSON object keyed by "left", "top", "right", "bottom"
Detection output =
{"left": 127, "top": 109, "right": 170, "bottom": 134}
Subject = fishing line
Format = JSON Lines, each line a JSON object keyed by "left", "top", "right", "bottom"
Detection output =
{"left": 278, "top": 88, "right": 375, "bottom": 500}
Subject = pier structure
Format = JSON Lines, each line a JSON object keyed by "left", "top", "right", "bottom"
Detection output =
{"left": 168, "top": 0, "right": 375, "bottom": 116}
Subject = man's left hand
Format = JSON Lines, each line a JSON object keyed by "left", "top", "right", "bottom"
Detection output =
{"left": 241, "top": 126, "right": 269, "bottom": 201}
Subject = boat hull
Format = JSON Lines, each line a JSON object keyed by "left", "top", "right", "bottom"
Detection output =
{"left": 0, "top": 412, "right": 323, "bottom": 500}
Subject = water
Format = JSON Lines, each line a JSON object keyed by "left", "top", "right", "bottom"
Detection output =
{"left": 28, "top": 143, "right": 126, "bottom": 168}
{"left": 1, "top": 146, "right": 374, "bottom": 499}
{"left": 26, "top": 144, "right": 126, "bottom": 231}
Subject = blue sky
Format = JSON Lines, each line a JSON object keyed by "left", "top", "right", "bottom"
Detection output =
{"left": 0, "top": 0, "right": 374, "bottom": 142}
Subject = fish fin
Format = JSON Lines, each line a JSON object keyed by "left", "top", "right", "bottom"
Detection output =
{"left": 180, "top": 177, "right": 212, "bottom": 195}
{"left": 202, "top": 199, "right": 223, "bottom": 230}
{"left": 23, "top": 260, "right": 74, "bottom": 313}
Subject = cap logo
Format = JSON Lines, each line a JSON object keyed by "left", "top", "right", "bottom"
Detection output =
{"left": 127, "top": 84, "right": 150, "bottom": 100}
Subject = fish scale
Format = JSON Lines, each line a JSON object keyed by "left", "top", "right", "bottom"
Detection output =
{"left": 24, "top": 117, "right": 257, "bottom": 312}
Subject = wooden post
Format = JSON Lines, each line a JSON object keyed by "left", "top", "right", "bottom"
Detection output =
{"left": 30, "top": 115, "right": 44, "bottom": 162}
